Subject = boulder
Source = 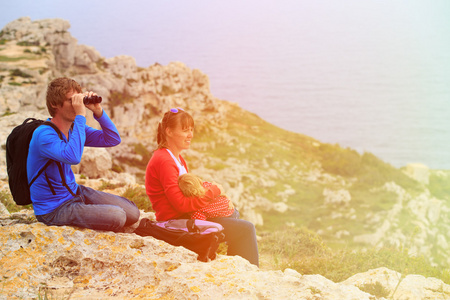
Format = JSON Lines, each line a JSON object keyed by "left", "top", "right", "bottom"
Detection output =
{"left": 0, "top": 17, "right": 70, "bottom": 46}
{"left": 105, "top": 55, "right": 138, "bottom": 80}
{"left": 74, "top": 44, "right": 102, "bottom": 73}
{"left": 78, "top": 147, "right": 113, "bottom": 179}
{"left": 0, "top": 201, "right": 10, "bottom": 218}
{"left": 404, "top": 163, "right": 430, "bottom": 185}
{"left": 343, "top": 267, "right": 450, "bottom": 300}
{"left": 323, "top": 188, "right": 351, "bottom": 206}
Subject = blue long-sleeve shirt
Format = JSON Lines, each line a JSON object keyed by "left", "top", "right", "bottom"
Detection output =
{"left": 27, "top": 112, "right": 121, "bottom": 215}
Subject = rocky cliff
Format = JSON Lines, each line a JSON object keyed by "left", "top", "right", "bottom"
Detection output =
{"left": 1, "top": 17, "right": 450, "bottom": 299}
{"left": 1, "top": 207, "right": 449, "bottom": 299}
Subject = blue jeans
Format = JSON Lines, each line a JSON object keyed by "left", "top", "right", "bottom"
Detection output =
{"left": 209, "top": 211, "right": 259, "bottom": 267}
{"left": 36, "top": 185, "right": 140, "bottom": 232}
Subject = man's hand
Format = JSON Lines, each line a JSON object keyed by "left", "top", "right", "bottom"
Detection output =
{"left": 84, "top": 91, "right": 103, "bottom": 118}
{"left": 71, "top": 93, "right": 86, "bottom": 117}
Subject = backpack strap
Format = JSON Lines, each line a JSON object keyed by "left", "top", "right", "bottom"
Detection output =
{"left": 29, "top": 121, "right": 76, "bottom": 197}
{"left": 43, "top": 120, "right": 64, "bottom": 139}
{"left": 186, "top": 219, "right": 200, "bottom": 233}
{"left": 54, "top": 160, "right": 76, "bottom": 197}
{"left": 29, "top": 160, "right": 53, "bottom": 186}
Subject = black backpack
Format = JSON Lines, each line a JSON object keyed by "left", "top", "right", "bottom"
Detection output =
{"left": 134, "top": 218, "right": 226, "bottom": 262}
{"left": 6, "top": 118, "right": 75, "bottom": 206}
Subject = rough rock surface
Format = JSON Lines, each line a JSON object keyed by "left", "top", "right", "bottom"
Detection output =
{"left": 2, "top": 210, "right": 449, "bottom": 299}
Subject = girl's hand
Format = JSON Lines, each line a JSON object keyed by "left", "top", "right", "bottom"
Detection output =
{"left": 212, "top": 181, "right": 225, "bottom": 195}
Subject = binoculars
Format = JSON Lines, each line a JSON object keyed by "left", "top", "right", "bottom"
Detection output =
{"left": 83, "top": 95, "right": 102, "bottom": 105}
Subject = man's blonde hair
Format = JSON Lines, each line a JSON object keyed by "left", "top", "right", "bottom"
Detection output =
{"left": 178, "top": 173, "right": 205, "bottom": 198}
{"left": 46, "top": 77, "right": 82, "bottom": 117}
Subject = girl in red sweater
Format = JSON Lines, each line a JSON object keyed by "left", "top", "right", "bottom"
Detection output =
{"left": 145, "top": 108, "right": 259, "bottom": 266}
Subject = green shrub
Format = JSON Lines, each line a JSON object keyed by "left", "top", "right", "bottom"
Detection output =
{"left": 318, "top": 143, "right": 361, "bottom": 177}
{"left": 121, "top": 185, "right": 153, "bottom": 212}
{"left": 96, "top": 58, "right": 108, "bottom": 71}
{"left": 357, "top": 281, "right": 390, "bottom": 298}
{"left": 111, "top": 164, "right": 124, "bottom": 173}
{"left": 9, "top": 68, "right": 33, "bottom": 78}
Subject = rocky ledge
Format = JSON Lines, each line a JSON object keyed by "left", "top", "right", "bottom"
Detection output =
{"left": 1, "top": 207, "right": 449, "bottom": 299}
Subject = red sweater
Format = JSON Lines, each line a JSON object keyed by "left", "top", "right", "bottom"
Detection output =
{"left": 145, "top": 149, "right": 220, "bottom": 221}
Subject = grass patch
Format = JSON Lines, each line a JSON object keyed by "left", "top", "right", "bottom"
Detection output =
{"left": 0, "top": 190, "right": 32, "bottom": 213}
{"left": 97, "top": 180, "right": 127, "bottom": 191}
{"left": 115, "top": 143, "right": 151, "bottom": 171}
{"left": 1, "top": 109, "right": 15, "bottom": 117}
{"left": 121, "top": 185, "right": 153, "bottom": 212}
{"left": 357, "top": 282, "right": 390, "bottom": 298}
{"left": 428, "top": 172, "right": 450, "bottom": 201}
{"left": 318, "top": 143, "right": 362, "bottom": 177}
{"left": 9, "top": 68, "right": 33, "bottom": 78}
{"left": 111, "top": 163, "right": 124, "bottom": 173}
{"left": 0, "top": 56, "right": 29, "bottom": 62}
{"left": 17, "top": 41, "right": 40, "bottom": 46}
{"left": 259, "top": 226, "right": 450, "bottom": 284}
{"left": 350, "top": 186, "right": 397, "bottom": 212}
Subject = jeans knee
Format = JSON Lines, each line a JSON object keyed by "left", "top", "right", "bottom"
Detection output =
{"left": 109, "top": 207, "right": 127, "bottom": 231}
{"left": 241, "top": 220, "right": 256, "bottom": 235}
{"left": 125, "top": 206, "right": 140, "bottom": 226}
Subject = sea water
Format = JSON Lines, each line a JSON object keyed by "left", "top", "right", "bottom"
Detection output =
{"left": 2, "top": 0, "right": 450, "bottom": 169}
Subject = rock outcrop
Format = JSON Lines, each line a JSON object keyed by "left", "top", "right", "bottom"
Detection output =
{"left": 1, "top": 209, "right": 449, "bottom": 300}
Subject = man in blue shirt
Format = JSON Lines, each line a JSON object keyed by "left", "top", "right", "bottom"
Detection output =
{"left": 28, "top": 77, "right": 139, "bottom": 232}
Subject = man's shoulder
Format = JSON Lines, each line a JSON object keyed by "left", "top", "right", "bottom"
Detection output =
{"left": 31, "top": 122, "right": 64, "bottom": 144}
{"left": 33, "top": 122, "right": 60, "bottom": 135}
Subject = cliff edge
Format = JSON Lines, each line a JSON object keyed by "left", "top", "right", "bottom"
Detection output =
{"left": 1, "top": 208, "right": 449, "bottom": 299}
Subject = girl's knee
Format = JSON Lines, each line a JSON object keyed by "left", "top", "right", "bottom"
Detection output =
{"left": 240, "top": 219, "right": 256, "bottom": 234}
